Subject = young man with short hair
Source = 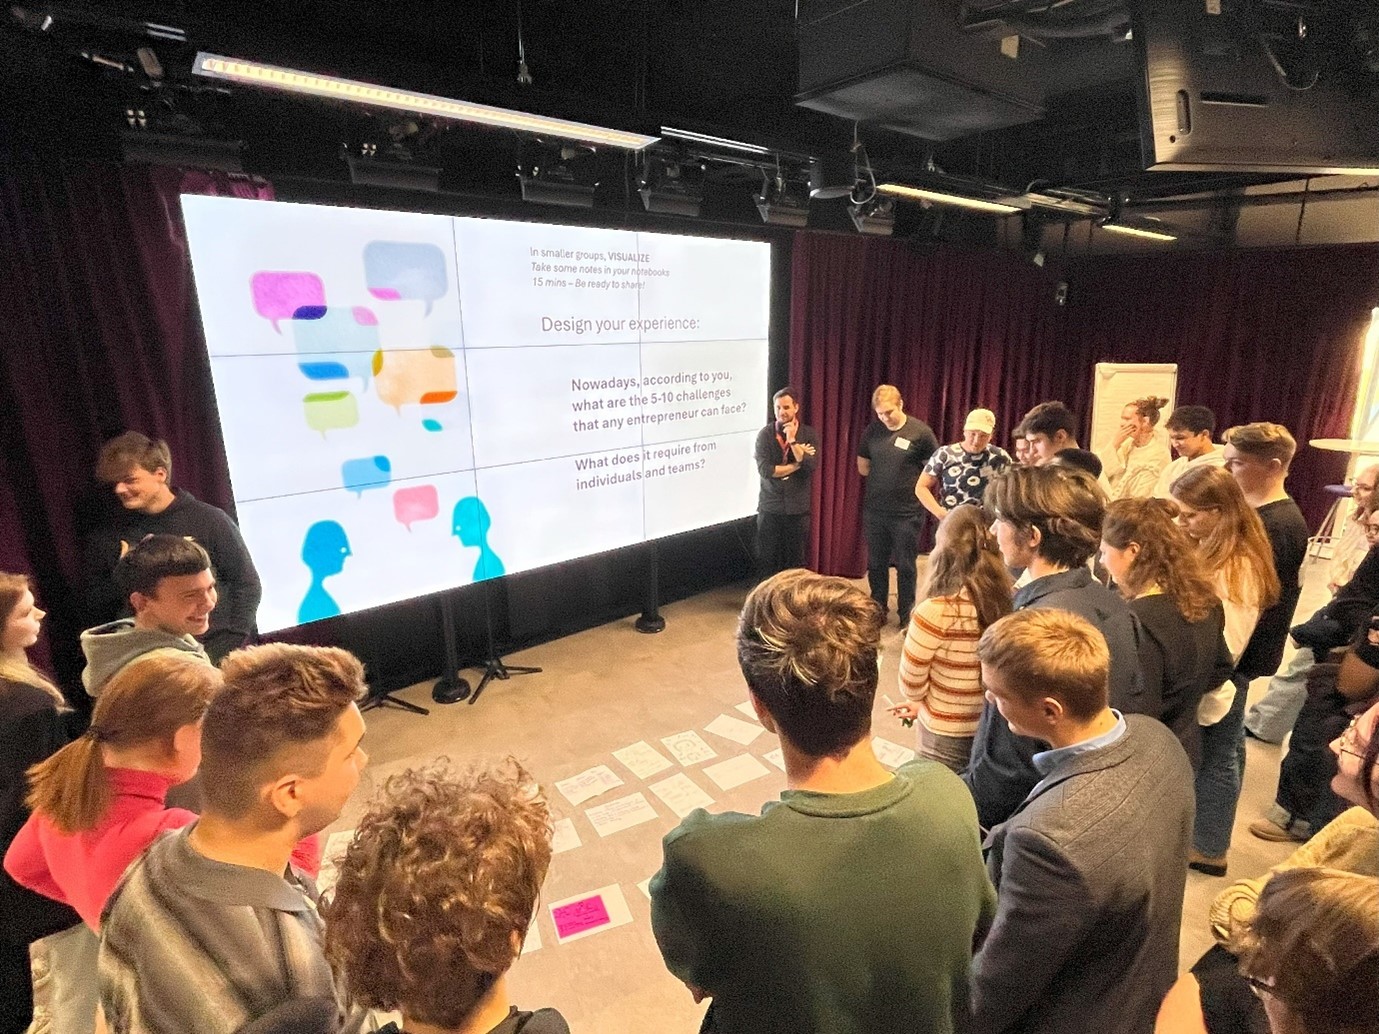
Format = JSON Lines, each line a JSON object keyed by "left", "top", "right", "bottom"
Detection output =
{"left": 1153, "top": 405, "right": 1225, "bottom": 498}
{"left": 970, "top": 608, "right": 1193, "bottom": 1034}
{"left": 963, "top": 465, "right": 1140, "bottom": 830}
{"left": 856, "top": 385, "right": 938, "bottom": 623}
{"left": 98, "top": 643, "right": 369, "bottom": 1034}
{"left": 754, "top": 386, "right": 819, "bottom": 577}
{"left": 81, "top": 534, "right": 216, "bottom": 696}
{"left": 1198, "top": 423, "right": 1309, "bottom": 863}
{"left": 1021, "top": 401, "right": 1084, "bottom": 468}
{"left": 651, "top": 569, "right": 993, "bottom": 1034}
{"left": 87, "top": 431, "right": 261, "bottom": 663}
{"left": 916, "top": 408, "right": 1012, "bottom": 520}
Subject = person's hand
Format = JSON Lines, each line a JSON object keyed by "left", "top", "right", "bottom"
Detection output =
{"left": 888, "top": 701, "right": 919, "bottom": 723}
{"left": 791, "top": 442, "right": 816, "bottom": 461}
{"left": 1113, "top": 423, "right": 1133, "bottom": 448}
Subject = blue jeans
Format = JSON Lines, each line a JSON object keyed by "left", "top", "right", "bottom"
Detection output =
{"left": 1194, "top": 672, "right": 1249, "bottom": 857}
{"left": 1244, "top": 649, "right": 1311, "bottom": 743}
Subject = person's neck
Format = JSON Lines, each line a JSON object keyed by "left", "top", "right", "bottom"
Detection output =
{"left": 0, "top": 647, "right": 25, "bottom": 667}
{"left": 782, "top": 735, "right": 892, "bottom": 794}
{"left": 101, "top": 744, "right": 179, "bottom": 778}
{"left": 141, "top": 488, "right": 176, "bottom": 515}
{"left": 188, "top": 813, "right": 297, "bottom": 875}
{"left": 404, "top": 977, "right": 512, "bottom": 1034}
{"left": 1131, "top": 427, "right": 1154, "bottom": 448}
{"left": 1134, "top": 582, "right": 1164, "bottom": 599}
{"left": 1043, "top": 708, "right": 1118, "bottom": 750}
{"left": 1026, "top": 555, "right": 1070, "bottom": 581}
{"left": 1185, "top": 443, "right": 1219, "bottom": 463}
{"left": 1245, "top": 480, "right": 1289, "bottom": 508}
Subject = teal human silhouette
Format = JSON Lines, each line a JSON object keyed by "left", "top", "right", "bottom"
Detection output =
{"left": 452, "top": 496, "right": 504, "bottom": 581}
{"left": 298, "top": 520, "right": 351, "bottom": 623}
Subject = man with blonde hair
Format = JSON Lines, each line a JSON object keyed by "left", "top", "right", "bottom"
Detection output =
{"left": 651, "top": 569, "right": 992, "bottom": 1033}
{"left": 99, "top": 644, "right": 369, "bottom": 1034}
{"left": 86, "top": 431, "right": 261, "bottom": 663}
{"left": 970, "top": 608, "right": 1193, "bottom": 1034}
{"left": 856, "top": 385, "right": 938, "bottom": 623}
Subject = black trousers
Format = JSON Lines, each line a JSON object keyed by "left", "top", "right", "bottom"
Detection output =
{"left": 756, "top": 512, "right": 809, "bottom": 579}
{"left": 1275, "top": 684, "right": 1351, "bottom": 832}
{"left": 863, "top": 510, "right": 923, "bottom": 618}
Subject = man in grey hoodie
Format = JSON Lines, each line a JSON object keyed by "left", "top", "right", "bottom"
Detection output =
{"left": 81, "top": 534, "right": 217, "bottom": 696}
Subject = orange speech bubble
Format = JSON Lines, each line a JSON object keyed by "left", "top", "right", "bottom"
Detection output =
{"left": 373, "top": 346, "right": 458, "bottom": 411}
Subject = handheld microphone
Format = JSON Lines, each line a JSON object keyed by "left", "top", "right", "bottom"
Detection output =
{"left": 775, "top": 419, "right": 787, "bottom": 435}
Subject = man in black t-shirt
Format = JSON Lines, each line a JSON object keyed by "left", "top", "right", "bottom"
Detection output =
{"left": 855, "top": 385, "right": 937, "bottom": 624}
{"left": 754, "top": 386, "right": 819, "bottom": 578}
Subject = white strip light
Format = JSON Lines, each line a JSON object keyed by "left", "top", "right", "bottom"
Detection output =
{"left": 1099, "top": 221, "right": 1178, "bottom": 242}
{"left": 659, "top": 126, "right": 771, "bottom": 156}
{"left": 194, "top": 53, "right": 659, "bottom": 151}
{"left": 876, "top": 182, "right": 1021, "bottom": 214}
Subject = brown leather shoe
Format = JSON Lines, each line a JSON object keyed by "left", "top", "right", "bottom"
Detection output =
{"left": 1249, "top": 818, "right": 1307, "bottom": 843}
{"left": 1188, "top": 850, "right": 1228, "bottom": 877}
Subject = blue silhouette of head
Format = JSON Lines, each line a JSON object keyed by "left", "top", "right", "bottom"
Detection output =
{"left": 451, "top": 496, "right": 492, "bottom": 547}
{"left": 302, "top": 520, "right": 351, "bottom": 578}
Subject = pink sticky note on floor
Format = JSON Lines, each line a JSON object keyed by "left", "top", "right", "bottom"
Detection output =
{"left": 552, "top": 895, "right": 611, "bottom": 939}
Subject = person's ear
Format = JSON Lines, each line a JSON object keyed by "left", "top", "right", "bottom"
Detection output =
{"left": 266, "top": 774, "right": 306, "bottom": 820}
{"left": 130, "top": 591, "right": 150, "bottom": 614}
{"left": 1040, "top": 697, "right": 1065, "bottom": 724}
{"left": 748, "top": 690, "right": 777, "bottom": 734}
{"left": 153, "top": 467, "right": 168, "bottom": 484}
{"left": 1025, "top": 525, "right": 1043, "bottom": 551}
{"left": 171, "top": 721, "right": 201, "bottom": 762}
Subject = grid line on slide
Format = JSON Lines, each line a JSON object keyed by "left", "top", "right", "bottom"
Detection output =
{"left": 207, "top": 336, "right": 769, "bottom": 358}
{"left": 449, "top": 217, "right": 483, "bottom": 514}
{"left": 636, "top": 231, "right": 647, "bottom": 542}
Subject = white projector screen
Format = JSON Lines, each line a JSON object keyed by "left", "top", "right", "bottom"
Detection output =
{"left": 181, "top": 195, "right": 770, "bottom": 632}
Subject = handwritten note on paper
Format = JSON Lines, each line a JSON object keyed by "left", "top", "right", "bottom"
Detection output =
{"left": 554, "top": 765, "right": 625, "bottom": 807}
{"left": 762, "top": 747, "right": 786, "bottom": 771}
{"left": 705, "top": 714, "right": 765, "bottom": 746}
{"left": 872, "top": 736, "right": 917, "bottom": 769}
{"left": 649, "top": 772, "right": 715, "bottom": 818}
{"left": 735, "top": 701, "right": 759, "bottom": 720}
{"left": 662, "top": 731, "right": 718, "bottom": 766}
{"left": 612, "top": 741, "right": 674, "bottom": 781}
{"left": 584, "top": 792, "right": 661, "bottom": 838}
{"left": 551, "top": 817, "right": 581, "bottom": 855}
{"left": 548, "top": 883, "right": 633, "bottom": 944}
{"left": 703, "top": 753, "right": 772, "bottom": 791}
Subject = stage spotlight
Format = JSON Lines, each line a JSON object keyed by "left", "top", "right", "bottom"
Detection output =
{"left": 638, "top": 159, "right": 704, "bottom": 217}
{"left": 120, "top": 131, "right": 245, "bottom": 173}
{"left": 345, "top": 154, "right": 440, "bottom": 192}
{"left": 849, "top": 196, "right": 896, "bottom": 235}
{"left": 809, "top": 153, "right": 857, "bottom": 199}
{"left": 754, "top": 174, "right": 810, "bottom": 227}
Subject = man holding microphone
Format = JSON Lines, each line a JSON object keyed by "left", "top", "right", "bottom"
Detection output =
{"left": 754, "top": 386, "right": 819, "bottom": 577}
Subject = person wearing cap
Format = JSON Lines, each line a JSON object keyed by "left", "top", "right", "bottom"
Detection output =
{"left": 917, "top": 408, "right": 1013, "bottom": 521}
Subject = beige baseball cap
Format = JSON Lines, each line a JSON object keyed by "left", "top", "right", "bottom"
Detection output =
{"left": 964, "top": 408, "right": 996, "bottom": 435}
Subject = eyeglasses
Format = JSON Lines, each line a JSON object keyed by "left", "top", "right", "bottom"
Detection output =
{"left": 1336, "top": 715, "right": 1371, "bottom": 760}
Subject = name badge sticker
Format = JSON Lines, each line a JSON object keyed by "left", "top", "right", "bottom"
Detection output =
{"left": 894, "top": 437, "right": 911, "bottom": 450}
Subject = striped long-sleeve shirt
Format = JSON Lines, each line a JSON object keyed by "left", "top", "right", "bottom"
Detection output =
{"left": 897, "top": 591, "right": 985, "bottom": 736}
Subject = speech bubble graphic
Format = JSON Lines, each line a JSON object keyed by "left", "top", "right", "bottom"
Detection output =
{"left": 374, "top": 346, "right": 458, "bottom": 411}
{"left": 292, "top": 307, "right": 381, "bottom": 385}
{"left": 393, "top": 484, "right": 439, "bottom": 531}
{"left": 341, "top": 456, "right": 392, "bottom": 496}
{"left": 422, "top": 418, "right": 443, "bottom": 432}
{"left": 303, "top": 391, "right": 359, "bottom": 435}
{"left": 251, "top": 272, "right": 326, "bottom": 333}
{"left": 363, "top": 241, "right": 448, "bottom": 315}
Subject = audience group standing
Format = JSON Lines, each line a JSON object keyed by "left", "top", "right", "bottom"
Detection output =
{"left": 1, "top": 400, "right": 1377, "bottom": 1034}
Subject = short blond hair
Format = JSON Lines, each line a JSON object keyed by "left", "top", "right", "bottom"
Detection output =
{"left": 976, "top": 608, "right": 1110, "bottom": 721}
{"left": 871, "top": 384, "right": 902, "bottom": 409}
{"left": 96, "top": 431, "right": 172, "bottom": 483}
{"left": 1223, "top": 422, "right": 1297, "bottom": 470}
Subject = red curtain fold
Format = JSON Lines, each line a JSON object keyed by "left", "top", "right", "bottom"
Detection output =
{"left": 790, "top": 232, "right": 1379, "bottom": 577}
{"left": 0, "top": 160, "right": 270, "bottom": 689}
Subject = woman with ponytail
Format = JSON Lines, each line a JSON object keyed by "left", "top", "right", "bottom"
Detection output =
{"left": 890, "top": 505, "right": 1014, "bottom": 772}
{"left": 0, "top": 573, "right": 79, "bottom": 1034}
{"left": 1101, "top": 498, "right": 1236, "bottom": 768}
{"left": 1101, "top": 395, "right": 1173, "bottom": 501}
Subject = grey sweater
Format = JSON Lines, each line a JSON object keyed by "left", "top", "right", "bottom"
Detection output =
{"left": 80, "top": 619, "right": 210, "bottom": 697}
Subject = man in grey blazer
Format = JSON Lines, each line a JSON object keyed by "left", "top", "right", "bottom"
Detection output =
{"left": 969, "top": 608, "right": 1194, "bottom": 1034}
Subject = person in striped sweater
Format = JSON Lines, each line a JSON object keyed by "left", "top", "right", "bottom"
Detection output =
{"left": 891, "top": 506, "right": 1013, "bottom": 772}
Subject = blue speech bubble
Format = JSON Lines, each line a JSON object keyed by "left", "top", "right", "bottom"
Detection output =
{"left": 341, "top": 456, "right": 392, "bottom": 496}
{"left": 292, "top": 307, "right": 380, "bottom": 386}
{"left": 422, "top": 418, "right": 443, "bottom": 432}
{"left": 364, "top": 241, "right": 448, "bottom": 315}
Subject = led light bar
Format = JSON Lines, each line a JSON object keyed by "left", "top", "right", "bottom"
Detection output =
{"left": 659, "top": 126, "right": 771, "bottom": 156}
{"left": 876, "top": 182, "right": 1022, "bottom": 214}
{"left": 1099, "top": 221, "right": 1178, "bottom": 242}
{"left": 194, "top": 53, "right": 659, "bottom": 151}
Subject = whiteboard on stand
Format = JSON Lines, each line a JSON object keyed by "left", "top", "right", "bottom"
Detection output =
{"left": 1090, "top": 363, "right": 1178, "bottom": 455}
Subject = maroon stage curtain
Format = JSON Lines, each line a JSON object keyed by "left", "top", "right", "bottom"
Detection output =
{"left": 0, "top": 160, "right": 270, "bottom": 690}
{"left": 789, "top": 232, "right": 1379, "bottom": 577}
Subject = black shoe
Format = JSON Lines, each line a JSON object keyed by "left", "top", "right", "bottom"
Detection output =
{"left": 1188, "top": 850, "right": 1228, "bottom": 877}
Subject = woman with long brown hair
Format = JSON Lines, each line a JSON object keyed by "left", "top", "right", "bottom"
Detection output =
{"left": 1170, "top": 465, "right": 1282, "bottom": 877}
{"left": 0, "top": 572, "right": 79, "bottom": 1034}
{"left": 1101, "top": 498, "right": 1234, "bottom": 768}
{"left": 890, "top": 505, "right": 1013, "bottom": 772}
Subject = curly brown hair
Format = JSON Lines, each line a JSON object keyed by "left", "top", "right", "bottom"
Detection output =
{"left": 1102, "top": 498, "right": 1221, "bottom": 623}
{"left": 737, "top": 569, "right": 883, "bottom": 757}
{"left": 921, "top": 506, "right": 1013, "bottom": 630}
{"left": 985, "top": 465, "right": 1105, "bottom": 569}
{"left": 323, "top": 758, "right": 552, "bottom": 1029}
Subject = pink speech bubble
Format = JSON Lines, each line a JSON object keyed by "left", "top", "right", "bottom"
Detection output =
{"left": 392, "top": 484, "right": 439, "bottom": 531}
{"left": 250, "top": 272, "right": 326, "bottom": 334}
{"left": 351, "top": 306, "right": 378, "bottom": 327}
{"left": 552, "top": 895, "right": 611, "bottom": 939}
